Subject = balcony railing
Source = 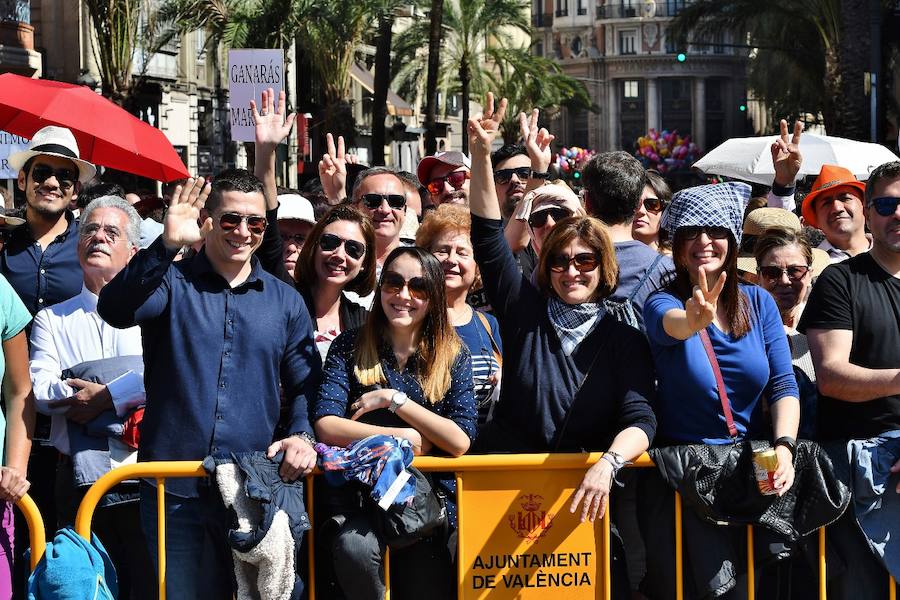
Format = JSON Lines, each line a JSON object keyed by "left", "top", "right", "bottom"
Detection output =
{"left": 596, "top": 0, "right": 690, "bottom": 19}
{"left": 532, "top": 12, "right": 553, "bottom": 26}
{"left": 0, "top": 0, "right": 29, "bottom": 23}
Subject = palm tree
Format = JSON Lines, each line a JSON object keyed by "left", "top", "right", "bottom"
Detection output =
{"left": 423, "top": 0, "right": 444, "bottom": 156}
{"left": 394, "top": 0, "right": 531, "bottom": 153}
{"left": 668, "top": 0, "right": 873, "bottom": 138}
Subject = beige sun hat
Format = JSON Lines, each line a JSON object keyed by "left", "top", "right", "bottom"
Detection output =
{"left": 743, "top": 208, "right": 802, "bottom": 236}
{"left": 8, "top": 125, "right": 96, "bottom": 183}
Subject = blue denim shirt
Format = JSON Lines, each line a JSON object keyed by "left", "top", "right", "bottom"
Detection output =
{"left": 98, "top": 237, "right": 322, "bottom": 497}
{"left": 1, "top": 211, "right": 82, "bottom": 316}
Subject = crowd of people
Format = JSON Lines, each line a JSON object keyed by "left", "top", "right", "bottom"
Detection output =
{"left": 0, "top": 87, "right": 894, "bottom": 600}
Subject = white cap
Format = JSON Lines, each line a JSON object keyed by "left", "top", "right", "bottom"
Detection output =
{"left": 277, "top": 194, "right": 316, "bottom": 225}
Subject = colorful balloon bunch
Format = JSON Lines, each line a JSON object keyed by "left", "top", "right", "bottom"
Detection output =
{"left": 555, "top": 146, "right": 596, "bottom": 182}
{"left": 635, "top": 129, "right": 700, "bottom": 174}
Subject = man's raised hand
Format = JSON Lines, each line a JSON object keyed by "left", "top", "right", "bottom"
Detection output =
{"left": 162, "top": 177, "right": 212, "bottom": 252}
{"left": 252, "top": 87, "right": 295, "bottom": 149}
{"left": 771, "top": 119, "right": 803, "bottom": 187}
{"left": 467, "top": 92, "right": 508, "bottom": 156}
{"left": 519, "top": 108, "right": 555, "bottom": 173}
{"left": 318, "top": 133, "right": 351, "bottom": 202}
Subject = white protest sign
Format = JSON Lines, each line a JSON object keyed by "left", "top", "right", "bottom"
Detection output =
{"left": 228, "top": 49, "right": 284, "bottom": 142}
{"left": 0, "top": 131, "right": 30, "bottom": 179}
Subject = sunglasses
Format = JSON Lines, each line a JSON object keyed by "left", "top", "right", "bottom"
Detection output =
{"left": 281, "top": 233, "right": 307, "bottom": 246}
{"left": 426, "top": 171, "right": 469, "bottom": 195}
{"left": 494, "top": 167, "right": 531, "bottom": 185}
{"left": 31, "top": 164, "right": 78, "bottom": 189}
{"left": 757, "top": 265, "right": 811, "bottom": 281}
{"left": 381, "top": 271, "right": 429, "bottom": 300}
{"left": 319, "top": 232, "right": 366, "bottom": 260}
{"left": 680, "top": 226, "right": 731, "bottom": 240}
{"left": 528, "top": 207, "right": 573, "bottom": 228}
{"left": 642, "top": 197, "right": 666, "bottom": 214}
{"left": 549, "top": 252, "right": 600, "bottom": 273}
{"left": 871, "top": 196, "right": 900, "bottom": 216}
{"left": 217, "top": 212, "right": 268, "bottom": 235}
{"left": 361, "top": 193, "right": 406, "bottom": 211}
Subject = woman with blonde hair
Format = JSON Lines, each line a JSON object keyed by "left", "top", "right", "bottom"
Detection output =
{"left": 416, "top": 204, "right": 503, "bottom": 425}
{"left": 313, "top": 246, "right": 476, "bottom": 600}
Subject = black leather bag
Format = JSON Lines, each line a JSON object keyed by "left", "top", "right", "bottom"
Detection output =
{"left": 371, "top": 467, "right": 447, "bottom": 549}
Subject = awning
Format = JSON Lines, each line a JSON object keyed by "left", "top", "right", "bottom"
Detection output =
{"left": 350, "top": 62, "right": 414, "bottom": 117}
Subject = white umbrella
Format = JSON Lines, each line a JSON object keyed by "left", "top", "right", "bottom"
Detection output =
{"left": 693, "top": 134, "right": 899, "bottom": 185}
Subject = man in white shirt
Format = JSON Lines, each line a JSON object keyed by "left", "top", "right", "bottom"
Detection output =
{"left": 29, "top": 195, "right": 154, "bottom": 599}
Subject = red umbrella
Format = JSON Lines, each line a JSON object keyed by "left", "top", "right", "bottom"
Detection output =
{"left": 0, "top": 73, "right": 190, "bottom": 182}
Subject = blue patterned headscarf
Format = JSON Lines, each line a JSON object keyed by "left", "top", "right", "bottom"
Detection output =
{"left": 660, "top": 182, "right": 752, "bottom": 244}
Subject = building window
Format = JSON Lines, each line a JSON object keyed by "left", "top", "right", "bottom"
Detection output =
{"left": 712, "top": 31, "right": 725, "bottom": 54}
{"left": 666, "top": 0, "right": 686, "bottom": 15}
{"left": 196, "top": 29, "right": 206, "bottom": 62}
{"left": 577, "top": 0, "right": 587, "bottom": 15}
{"left": 534, "top": 40, "right": 544, "bottom": 56}
{"left": 619, "top": 29, "right": 637, "bottom": 55}
{"left": 556, "top": 0, "right": 568, "bottom": 17}
{"left": 664, "top": 30, "right": 677, "bottom": 54}
{"left": 623, "top": 80, "right": 640, "bottom": 99}
{"left": 621, "top": 0, "right": 637, "bottom": 17}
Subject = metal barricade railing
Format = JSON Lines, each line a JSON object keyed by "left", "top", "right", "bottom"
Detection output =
{"left": 72, "top": 454, "right": 898, "bottom": 600}
{"left": 16, "top": 493, "right": 45, "bottom": 571}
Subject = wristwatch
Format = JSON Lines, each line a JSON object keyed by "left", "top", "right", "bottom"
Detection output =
{"left": 530, "top": 170, "right": 551, "bottom": 180}
{"left": 389, "top": 391, "right": 409, "bottom": 413}
{"left": 774, "top": 436, "right": 797, "bottom": 456}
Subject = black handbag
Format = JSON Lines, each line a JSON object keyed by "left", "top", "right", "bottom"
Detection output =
{"left": 371, "top": 466, "right": 447, "bottom": 549}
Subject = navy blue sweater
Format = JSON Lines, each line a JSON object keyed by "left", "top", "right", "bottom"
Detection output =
{"left": 471, "top": 215, "right": 657, "bottom": 452}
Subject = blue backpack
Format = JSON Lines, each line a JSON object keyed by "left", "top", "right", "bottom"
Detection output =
{"left": 27, "top": 527, "right": 118, "bottom": 600}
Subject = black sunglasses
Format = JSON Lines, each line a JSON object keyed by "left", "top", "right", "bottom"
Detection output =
{"left": 381, "top": 271, "right": 429, "bottom": 300}
{"left": 642, "top": 197, "right": 666, "bottom": 214}
{"left": 361, "top": 193, "right": 406, "bottom": 210}
{"left": 217, "top": 212, "right": 268, "bottom": 235}
{"left": 528, "top": 207, "right": 573, "bottom": 228}
{"left": 680, "top": 226, "right": 731, "bottom": 240}
{"left": 757, "top": 265, "right": 811, "bottom": 281}
{"left": 494, "top": 167, "right": 531, "bottom": 185}
{"left": 549, "top": 252, "right": 599, "bottom": 273}
{"left": 31, "top": 164, "right": 78, "bottom": 189}
{"left": 871, "top": 196, "right": 900, "bottom": 217}
{"left": 319, "top": 232, "right": 366, "bottom": 260}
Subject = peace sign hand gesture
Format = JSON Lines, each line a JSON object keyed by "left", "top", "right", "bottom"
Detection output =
{"left": 771, "top": 119, "right": 803, "bottom": 187}
{"left": 467, "top": 92, "right": 508, "bottom": 157}
{"left": 251, "top": 87, "right": 296, "bottom": 151}
{"left": 318, "top": 133, "right": 356, "bottom": 202}
{"left": 685, "top": 266, "right": 727, "bottom": 333}
{"left": 162, "top": 177, "right": 213, "bottom": 252}
{"left": 519, "top": 108, "right": 555, "bottom": 173}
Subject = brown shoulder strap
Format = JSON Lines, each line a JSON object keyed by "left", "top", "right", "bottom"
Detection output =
{"left": 698, "top": 328, "right": 738, "bottom": 439}
{"left": 475, "top": 310, "right": 502, "bottom": 368}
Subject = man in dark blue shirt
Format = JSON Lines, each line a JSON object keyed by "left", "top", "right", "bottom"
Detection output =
{"left": 98, "top": 170, "right": 322, "bottom": 598}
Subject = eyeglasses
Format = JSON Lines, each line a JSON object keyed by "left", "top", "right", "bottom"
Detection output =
{"left": 217, "top": 212, "right": 268, "bottom": 235}
{"left": 281, "top": 233, "right": 307, "bottom": 246}
{"left": 426, "top": 171, "right": 469, "bottom": 195}
{"left": 80, "top": 223, "right": 124, "bottom": 244}
{"left": 680, "top": 226, "right": 731, "bottom": 240}
{"left": 757, "top": 265, "right": 811, "bottom": 281}
{"left": 549, "top": 252, "right": 600, "bottom": 273}
{"left": 319, "top": 232, "right": 366, "bottom": 260}
{"left": 361, "top": 193, "right": 406, "bottom": 211}
{"left": 381, "top": 271, "right": 429, "bottom": 300}
{"left": 642, "top": 197, "right": 666, "bottom": 214}
{"left": 870, "top": 196, "right": 900, "bottom": 216}
{"left": 494, "top": 167, "right": 531, "bottom": 185}
{"left": 528, "top": 207, "right": 573, "bottom": 228}
{"left": 31, "top": 164, "right": 77, "bottom": 190}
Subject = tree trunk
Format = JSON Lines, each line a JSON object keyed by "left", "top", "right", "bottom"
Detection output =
{"left": 371, "top": 14, "right": 393, "bottom": 166}
{"left": 460, "top": 57, "right": 470, "bottom": 155}
{"left": 830, "top": 0, "right": 871, "bottom": 139}
{"left": 424, "top": 0, "right": 444, "bottom": 156}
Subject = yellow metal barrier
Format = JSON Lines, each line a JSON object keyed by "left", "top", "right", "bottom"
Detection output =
{"left": 16, "top": 493, "right": 45, "bottom": 571}
{"left": 72, "top": 454, "right": 898, "bottom": 600}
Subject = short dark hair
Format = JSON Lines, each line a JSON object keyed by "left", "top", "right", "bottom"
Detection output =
{"left": 351, "top": 167, "right": 403, "bottom": 201}
{"left": 205, "top": 169, "right": 264, "bottom": 214}
{"left": 581, "top": 151, "right": 646, "bottom": 226}
{"left": 491, "top": 144, "right": 527, "bottom": 169}
{"left": 396, "top": 171, "right": 420, "bottom": 190}
{"left": 865, "top": 160, "right": 900, "bottom": 204}
{"left": 77, "top": 182, "right": 127, "bottom": 210}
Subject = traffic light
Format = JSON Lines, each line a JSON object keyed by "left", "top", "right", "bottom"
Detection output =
{"left": 739, "top": 102, "right": 747, "bottom": 112}
{"left": 573, "top": 170, "right": 582, "bottom": 181}
{"left": 676, "top": 52, "right": 687, "bottom": 63}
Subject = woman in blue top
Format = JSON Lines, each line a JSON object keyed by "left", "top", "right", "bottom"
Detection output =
{"left": 639, "top": 182, "right": 800, "bottom": 599}
{"left": 314, "top": 246, "right": 476, "bottom": 600}
{"left": 415, "top": 203, "right": 503, "bottom": 425}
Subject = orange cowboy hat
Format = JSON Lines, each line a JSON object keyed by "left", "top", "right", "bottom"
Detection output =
{"left": 801, "top": 165, "right": 866, "bottom": 228}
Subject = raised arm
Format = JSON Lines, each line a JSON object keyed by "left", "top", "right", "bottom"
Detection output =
{"left": 318, "top": 133, "right": 357, "bottom": 204}
{"left": 660, "top": 266, "right": 727, "bottom": 340}
{"left": 768, "top": 119, "right": 803, "bottom": 212}
{"left": 98, "top": 178, "right": 211, "bottom": 328}
{"left": 504, "top": 109, "right": 555, "bottom": 252}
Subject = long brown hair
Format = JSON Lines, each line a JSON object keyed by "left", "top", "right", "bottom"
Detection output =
{"left": 536, "top": 216, "right": 619, "bottom": 301}
{"left": 354, "top": 247, "right": 463, "bottom": 403}
{"left": 670, "top": 229, "right": 752, "bottom": 338}
{"left": 294, "top": 204, "right": 376, "bottom": 295}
